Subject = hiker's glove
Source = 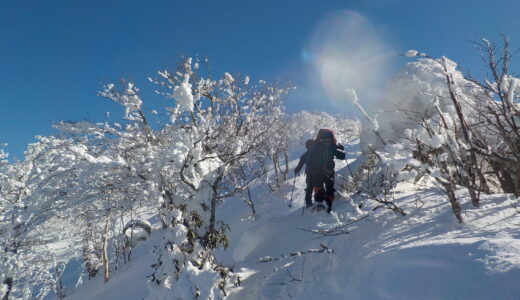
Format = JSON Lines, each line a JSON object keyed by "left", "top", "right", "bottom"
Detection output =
{"left": 337, "top": 144, "right": 344, "bottom": 150}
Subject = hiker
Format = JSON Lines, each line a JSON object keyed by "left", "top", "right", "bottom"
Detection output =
{"left": 306, "top": 129, "right": 345, "bottom": 213}
{"left": 294, "top": 139, "right": 315, "bottom": 208}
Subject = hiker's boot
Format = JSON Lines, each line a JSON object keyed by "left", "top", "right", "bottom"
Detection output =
{"left": 325, "top": 194, "right": 334, "bottom": 213}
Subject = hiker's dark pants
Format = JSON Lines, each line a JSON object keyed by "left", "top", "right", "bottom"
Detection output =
{"left": 312, "top": 170, "right": 335, "bottom": 208}
{"left": 304, "top": 175, "right": 313, "bottom": 206}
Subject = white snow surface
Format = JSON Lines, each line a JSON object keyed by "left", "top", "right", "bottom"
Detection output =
{"left": 62, "top": 141, "right": 520, "bottom": 299}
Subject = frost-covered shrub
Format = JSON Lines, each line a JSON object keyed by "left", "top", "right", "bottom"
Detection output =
{"left": 362, "top": 56, "right": 480, "bottom": 153}
{"left": 0, "top": 141, "right": 70, "bottom": 299}
{"left": 363, "top": 37, "right": 520, "bottom": 222}
{"left": 0, "top": 54, "right": 290, "bottom": 298}
{"left": 142, "top": 57, "right": 290, "bottom": 297}
{"left": 466, "top": 39, "right": 520, "bottom": 196}
{"left": 361, "top": 56, "right": 487, "bottom": 222}
{"left": 338, "top": 57, "right": 478, "bottom": 219}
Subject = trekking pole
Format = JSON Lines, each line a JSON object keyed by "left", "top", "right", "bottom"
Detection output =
{"left": 288, "top": 176, "right": 297, "bottom": 207}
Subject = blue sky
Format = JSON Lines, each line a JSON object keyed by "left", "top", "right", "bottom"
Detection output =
{"left": 1, "top": 0, "right": 519, "bottom": 160}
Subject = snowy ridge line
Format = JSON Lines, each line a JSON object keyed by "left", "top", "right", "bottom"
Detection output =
{"left": 257, "top": 244, "right": 333, "bottom": 263}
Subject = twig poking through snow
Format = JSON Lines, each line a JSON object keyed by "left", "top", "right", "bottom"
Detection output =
{"left": 257, "top": 245, "right": 333, "bottom": 263}
{"left": 297, "top": 215, "right": 370, "bottom": 237}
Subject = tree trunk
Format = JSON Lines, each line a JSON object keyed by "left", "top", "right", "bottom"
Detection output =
{"left": 2, "top": 277, "right": 13, "bottom": 300}
{"left": 282, "top": 149, "right": 289, "bottom": 181}
{"left": 515, "top": 165, "right": 520, "bottom": 197}
{"left": 246, "top": 187, "right": 256, "bottom": 216}
{"left": 443, "top": 66, "right": 486, "bottom": 207}
{"left": 55, "top": 274, "right": 65, "bottom": 300}
{"left": 102, "top": 215, "right": 110, "bottom": 283}
{"left": 209, "top": 172, "right": 224, "bottom": 232}
{"left": 446, "top": 186, "right": 463, "bottom": 223}
{"left": 272, "top": 153, "right": 280, "bottom": 188}
{"left": 491, "top": 163, "right": 516, "bottom": 193}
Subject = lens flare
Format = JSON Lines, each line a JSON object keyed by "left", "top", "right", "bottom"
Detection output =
{"left": 301, "top": 48, "right": 313, "bottom": 62}
{"left": 308, "top": 10, "right": 395, "bottom": 110}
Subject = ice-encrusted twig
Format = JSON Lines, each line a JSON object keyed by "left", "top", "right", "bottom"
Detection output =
{"left": 257, "top": 244, "right": 333, "bottom": 263}
{"left": 345, "top": 88, "right": 387, "bottom": 146}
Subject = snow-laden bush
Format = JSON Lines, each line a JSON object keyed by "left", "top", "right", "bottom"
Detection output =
{"left": 0, "top": 56, "right": 291, "bottom": 299}
{"left": 0, "top": 53, "right": 361, "bottom": 298}
{"left": 129, "top": 57, "right": 290, "bottom": 298}
{"left": 356, "top": 56, "right": 482, "bottom": 222}
{"left": 0, "top": 140, "right": 71, "bottom": 300}
{"left": 357, "top": 37, "right": 520, "bottom": 222}
{"left": 362, "top": 56, "right": 479, "bottom": 153}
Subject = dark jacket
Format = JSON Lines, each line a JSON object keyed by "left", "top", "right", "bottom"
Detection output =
{"left": 307, "top": 129, "right": 345, "bottom": 172}
{"left": 295, "top": 151, "right": 308, "bottom": 175}
{"left": 306, "top": 142, "right": 345, "bottom": 175}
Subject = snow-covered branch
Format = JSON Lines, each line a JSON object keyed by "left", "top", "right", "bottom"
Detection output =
{"left": 257, "top": 245, "right": 334, "bottom": 263}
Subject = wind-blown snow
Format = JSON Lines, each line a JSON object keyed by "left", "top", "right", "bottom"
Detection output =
{"left": 361, "top": 57, "right": 478, "bottom": 153}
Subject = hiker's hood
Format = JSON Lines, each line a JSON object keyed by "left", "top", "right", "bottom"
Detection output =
{"left": 315, "top": 129, "right": 337, "bottom": 144}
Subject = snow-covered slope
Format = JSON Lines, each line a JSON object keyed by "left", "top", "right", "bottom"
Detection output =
{"left": 216, "top": 142, "right": 520, "bottom": 299}
{"left": 67, "top": 139, "right": 520, "bottom": 299}
{"left": 222, "top": 184, "right": 520, "bottom": 300}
